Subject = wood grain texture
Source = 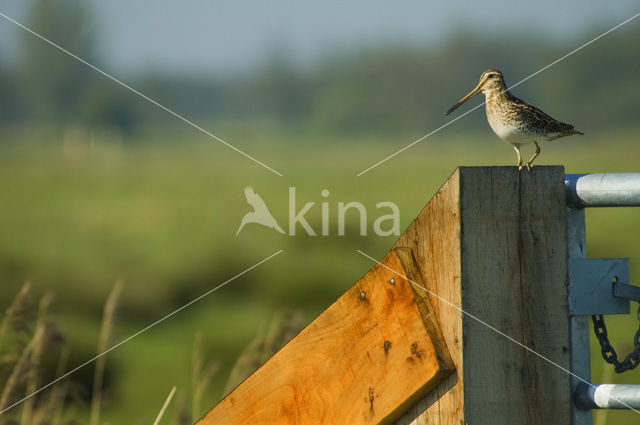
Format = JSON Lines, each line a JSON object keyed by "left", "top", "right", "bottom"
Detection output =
{"left": 459, "top": 166, "right": 569, "bottom": 424}
{"left": 393, "top": 169, "right": 464, "bottom": 425}
{"left": 393, "top": 166, "right": 570, "bottom": 425}
{"left": 196, "top": 249, "right": 454, "bottom": 425}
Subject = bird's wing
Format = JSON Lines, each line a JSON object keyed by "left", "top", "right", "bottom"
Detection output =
{"left": 244, "top": 186, "right": 269, "bottom": 211}
{"left": 512, "top": 96, "right": 577, "bottom": 135}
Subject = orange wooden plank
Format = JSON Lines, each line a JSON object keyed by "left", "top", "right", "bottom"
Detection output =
{"left": 197, "top": 248, "right": 454, "bottom": 425}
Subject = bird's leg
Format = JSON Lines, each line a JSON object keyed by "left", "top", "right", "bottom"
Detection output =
{"left": 513, "top": 144, "right": 523, "bottom": 171}
{"left": 525, "top": 142, "right": 541, "bottom": 172}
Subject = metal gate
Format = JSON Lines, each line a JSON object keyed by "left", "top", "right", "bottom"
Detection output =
{"left": 566, "top": 173, "right": 640, "bottom": 424}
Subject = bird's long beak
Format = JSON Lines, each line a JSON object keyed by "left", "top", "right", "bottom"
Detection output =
{"left": 445, "top": 83, "right": 482, "bottom": 115}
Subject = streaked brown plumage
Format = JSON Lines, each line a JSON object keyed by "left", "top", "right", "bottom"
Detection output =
{"left": 446, "top": 69, "right": 583, "bottom": 170}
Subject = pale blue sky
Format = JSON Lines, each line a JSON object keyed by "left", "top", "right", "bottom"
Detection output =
{"left": 0, "top": 0, "right": 639, "bottom": 75}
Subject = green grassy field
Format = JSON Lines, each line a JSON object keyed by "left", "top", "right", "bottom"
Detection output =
{"left": 1, "top": 129, "right": 639, "bottom": 423}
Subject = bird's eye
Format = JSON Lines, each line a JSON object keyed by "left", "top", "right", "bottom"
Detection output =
{"left": 487, "top": 73, "right": 494, "bottom": 78}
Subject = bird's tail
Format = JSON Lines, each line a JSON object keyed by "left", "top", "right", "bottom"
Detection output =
{"left": 567, "top": 123, "right": 583, "bottom": 136}
{"left": 235, "top": 218, "right": 247, "bottom": 236}
{"left": 272, "top": 222, "right": 286, "bottom": 234}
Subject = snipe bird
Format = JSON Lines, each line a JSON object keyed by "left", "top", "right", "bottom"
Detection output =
{"left": 446, "top": 69, "right": 582, "bottom": 171}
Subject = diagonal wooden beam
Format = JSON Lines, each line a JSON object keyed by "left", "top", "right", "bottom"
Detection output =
{"left": 197, "top": 248, "right": 454, "bottom": 425}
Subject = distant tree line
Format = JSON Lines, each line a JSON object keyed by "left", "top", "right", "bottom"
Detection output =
{"left": 1, "top": 0, "right": 639, "bottom": 141}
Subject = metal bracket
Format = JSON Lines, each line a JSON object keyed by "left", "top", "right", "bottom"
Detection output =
{"left": 613, "top": 281, "right": 640, "bottom": 303}
{"left": 568, "top": 258, "right": 630, "bottom": 315}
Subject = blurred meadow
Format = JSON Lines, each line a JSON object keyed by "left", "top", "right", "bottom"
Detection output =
{"left": 1, "top": 0, "right": 640, "bottom": 424}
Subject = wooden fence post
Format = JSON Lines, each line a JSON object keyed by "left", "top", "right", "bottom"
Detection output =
{"left": 394, "top": 166, "right": 570, "bottom": 424}
{"left": 197, "top": 248, "right": 455, "bottom": 424}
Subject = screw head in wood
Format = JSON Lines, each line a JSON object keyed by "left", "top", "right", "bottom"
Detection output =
{"left": 389, "top": 278, "right": 395, "bottom": 285}
{"left": 359, "top": 291, "right": 366, "bottom": 300}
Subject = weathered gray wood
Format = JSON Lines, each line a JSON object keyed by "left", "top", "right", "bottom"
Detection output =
{"left": 394, "top": 166, "right": 570, "bottom": 425}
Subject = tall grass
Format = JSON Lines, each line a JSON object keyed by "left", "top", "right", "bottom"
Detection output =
{"left": 0, "top": 284, "right": 65, "bottom": 423}
{"left": 0, "top": 283, "right": 223, "bottom": 425}
{"left": 0, "top": 283, "right": 38, "bottom": 413}
{"left": 0, "top": 283, "right": 35, "bottom": 350}
{"left": 90, "top": 281, "right": 123, "bottom": 425}
{"left": 191, "top": 333, "right": 219, "bottom": 422}
{"left": 152, "top": 386, "right": 176, "bottom": 425}
{"left": 20, "top": 292, "right": 55, "bottom": 425}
